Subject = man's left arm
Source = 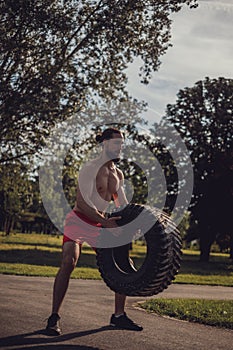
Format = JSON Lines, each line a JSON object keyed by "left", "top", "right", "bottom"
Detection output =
{"left": 113, "top": 169, "right": 128, "bottom": 207}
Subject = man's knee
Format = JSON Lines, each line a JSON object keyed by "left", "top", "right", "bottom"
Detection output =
{"left": 61, "top": 255, "right": 77, "bottom": 272}
{"left": 60, "top": 242, "right": 80, "bottom": 273}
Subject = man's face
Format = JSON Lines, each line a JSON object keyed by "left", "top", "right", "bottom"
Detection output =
{"left": 104, "top": 133, "right": 124, "bottom": 161}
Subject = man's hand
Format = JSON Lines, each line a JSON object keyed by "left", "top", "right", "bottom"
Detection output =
{"left": 102, "top": 216, "right": 123, "bottom": 236}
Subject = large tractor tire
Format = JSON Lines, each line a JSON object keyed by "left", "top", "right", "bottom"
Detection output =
{"left": 96, "top": 204, "right": 182, "bottom": 297}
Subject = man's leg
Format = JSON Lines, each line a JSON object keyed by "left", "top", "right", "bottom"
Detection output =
{"left": 52, "top": 241, "right": 80, "bottom": 313}
{"left": 46, "top": 241, "right": 80, "bottom": 335}
{"left": 110, "top": 293, "right": 143, "bottom": 331}
{"left": 114, "top": 293, "right": 126, "bottom": 316}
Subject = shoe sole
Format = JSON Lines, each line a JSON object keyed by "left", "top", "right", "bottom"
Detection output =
{"left": 109, "top": 323, "right": 143, "bottom": 331}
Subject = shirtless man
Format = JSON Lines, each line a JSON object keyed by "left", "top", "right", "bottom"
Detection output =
{"left": 46, "top": 128, "right": 143, "bottom": 335}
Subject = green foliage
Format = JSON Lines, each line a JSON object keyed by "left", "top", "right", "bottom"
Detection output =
{"left": 162, "top": 77, "right": 233, "bottom": 261}
{"left": 165, "top": 77, "right": 232, "bottom": 183}
{"left": 0, "top": 161, "right": 57, "bottom": 235}
{"left": 0, "top": 0, "right": 197, "bottom": 163}
{"left": 140, "top": 298, "right": 233, "bottom": 329}
{"left": 178, "top": 212, "right": 191, "bottom": 240}
{"left": 0, "top": 161, "right": 32, "bottom": 234}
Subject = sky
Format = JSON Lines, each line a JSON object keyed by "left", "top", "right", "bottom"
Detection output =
{"left": 126, "top": 0, "right": 233, "bottom": 125}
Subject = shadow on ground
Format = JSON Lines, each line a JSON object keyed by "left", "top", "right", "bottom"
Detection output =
{"left": 0, "top": 326, "right": 115, "bottom": 349}
{"left": 0, "top": 249, "right": 98, "bottom": 268}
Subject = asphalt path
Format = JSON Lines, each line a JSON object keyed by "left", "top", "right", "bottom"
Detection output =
{"left": 0, "top": 275, "right": 232, "bottom": 350}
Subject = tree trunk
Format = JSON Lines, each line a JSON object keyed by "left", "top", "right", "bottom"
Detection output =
{"left": 199, "top": 234, "right": 213, "bottom": 262}
{"left": 4, "top": 216, "right": 13, "bottom": 236}
{"left": 230, "top": 234, "right": 233, "bottom": 260}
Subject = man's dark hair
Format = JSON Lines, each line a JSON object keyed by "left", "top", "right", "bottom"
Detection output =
{"left": 95, "top": 128, "right": 124, "bottom": 143}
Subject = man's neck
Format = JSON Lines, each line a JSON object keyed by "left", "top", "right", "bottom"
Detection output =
{"left": 97, "top": 154, "right": 115, "bottom": 169}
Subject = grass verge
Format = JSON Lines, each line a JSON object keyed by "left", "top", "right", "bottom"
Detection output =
{"left": 0, "top": 263, "right": 100, "bottom": 279}
{"left": 139, "top": 298, "right": 233, "bottom": 329}
{"left": 0, "top": 233, "right": 233, "bottom": 286}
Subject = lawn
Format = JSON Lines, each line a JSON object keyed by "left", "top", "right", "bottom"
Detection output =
{"left": 139, "top": 298, "right": 233, "bottom": 330}
{"left": 0, "top": 232, "right": 99, "bottom": 279}
{"left": 0, "top": 232, "right": 232, "bottom": 286}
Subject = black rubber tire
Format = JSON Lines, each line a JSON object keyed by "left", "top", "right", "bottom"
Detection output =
{"left": 96, "top": 203, "right": 182, "bottom": 297}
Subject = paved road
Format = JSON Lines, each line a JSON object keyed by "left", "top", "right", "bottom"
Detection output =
{"left": 0, "top": 275, "right": 232, "bottom": 350}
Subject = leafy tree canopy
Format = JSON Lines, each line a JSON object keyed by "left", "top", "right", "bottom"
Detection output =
{"left": 162, "top": 77, "right": 233, "bottom": 260}
{"left": 164, "top": 77, "right": 232, "bottom": 194}
{"left": 0, "top": 0, "right": 198, "bottom": 163}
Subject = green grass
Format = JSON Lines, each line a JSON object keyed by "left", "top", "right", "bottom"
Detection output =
{"left": 0, "top": 263, "right": 100, "bottom": 279}
{"left": 0, "top": 231, "right": 63, "bottom": 247}
{"left": 0, "top": 232, "right": 101, "bottom": 278}
{"left": 0, "top": 232, "right": 233, "bottom": 286}
{"left": 139, "top": 298, "right": 233, "bottom": 329}
{"left": 175, "top": 249, "right": 233, "bottom": 286}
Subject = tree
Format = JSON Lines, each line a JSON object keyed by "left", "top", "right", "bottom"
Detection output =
{"left": 0, "top": 0, "right": 198, "bottom": 163}
{"left": 0, "top": 160, "right": 32, "bottom": 234}
{"left": 162, "top": 77, "right": 233, "bottom": 261}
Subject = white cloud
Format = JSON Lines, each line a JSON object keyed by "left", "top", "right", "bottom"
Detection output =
{"left": 126, "top": 0, "right": 233, "bottom": 124}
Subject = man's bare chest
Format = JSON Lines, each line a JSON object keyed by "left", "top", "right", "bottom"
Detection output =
{"left": 96, "top": 167, "right": 120, "bottom": 195}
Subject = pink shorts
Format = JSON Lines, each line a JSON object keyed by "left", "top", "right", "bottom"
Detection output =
{"left": 63, "top": 210, "right": 102, "bottom": 247}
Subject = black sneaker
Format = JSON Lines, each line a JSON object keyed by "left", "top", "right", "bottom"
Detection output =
{"left": 110, "top": 312, "right": 143, "bottom": 331}
{"left": 46, "top": 313, "right": 61, "bottom": 336}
